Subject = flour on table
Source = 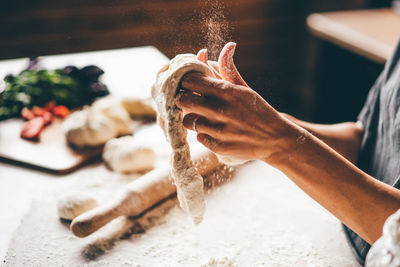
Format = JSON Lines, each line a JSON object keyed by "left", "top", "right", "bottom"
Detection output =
{"left": 201, "top": 256, "right": 238, "bottom": 267}
{"left": 57, "top": 192, "right": 99, "bottom": 220}
{"left": 151, "top": 54, "right": 216, "bottom": 224}
{"left": 4, "top": 162, "right": 359, "bottom": 266}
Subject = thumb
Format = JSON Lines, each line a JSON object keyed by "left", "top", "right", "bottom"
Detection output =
{"left": 218, "top": 42, "right": 249, "bottom": 87}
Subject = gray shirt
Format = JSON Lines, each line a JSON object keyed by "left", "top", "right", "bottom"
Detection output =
{"left": 343, "top": 38, "right": 400, "bottom": 265}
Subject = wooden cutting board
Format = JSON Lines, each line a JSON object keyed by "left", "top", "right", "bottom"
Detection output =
{"left": 0, "top": 118, "right": 101, "bottom": 174}
{"left": 0, "top": 46, "right": 170, "bottom": 175}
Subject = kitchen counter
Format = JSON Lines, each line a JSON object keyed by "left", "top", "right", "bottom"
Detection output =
{"left": 307, "top": 8, "right": 400, "bottom": 64}
{"left": 0, "top": 47, "right": 359, "bottom": 266}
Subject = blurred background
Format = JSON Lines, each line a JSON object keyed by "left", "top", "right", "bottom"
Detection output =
{"left": 0, "top": 0, "right": 396, "bottom": 123}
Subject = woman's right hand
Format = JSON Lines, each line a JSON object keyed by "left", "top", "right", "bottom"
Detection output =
{"left": 176, "top": 70, "right": 303, "bottom": 165}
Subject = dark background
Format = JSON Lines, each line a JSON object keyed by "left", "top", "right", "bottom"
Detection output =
{"left": 0, "top": 0, "right": 393, "bottom": 122}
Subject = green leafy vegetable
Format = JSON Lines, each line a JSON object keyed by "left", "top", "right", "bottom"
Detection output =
{"left": 0, "top": 63, "right": 109, "bottom": 121}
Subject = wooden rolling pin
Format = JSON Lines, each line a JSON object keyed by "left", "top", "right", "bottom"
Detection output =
{"left": 71, "top": 148, "right": 222, "bottom": 237}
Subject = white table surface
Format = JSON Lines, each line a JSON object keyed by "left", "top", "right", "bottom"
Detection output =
{"left": 0, "top": 46, "right": 169, "bottom": 260}
{"left": 0, "top": 47, "right": 359, "bottom": 266}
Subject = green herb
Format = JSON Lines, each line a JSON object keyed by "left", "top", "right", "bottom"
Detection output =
{"left": 0, "top": 64, "right": 109, "bottom": 121}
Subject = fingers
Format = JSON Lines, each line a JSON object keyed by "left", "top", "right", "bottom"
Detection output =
{"left": 182, "top": 113, "right": 200, "bottom": 131}
{"left": 218, "top": 42, "right": 249, "bottom": 87}
{"left": 197, "top": 133, "right": 252, "bottom": 158}
{"left": 182, "top": 113, "right": 260, "bottom": 143}
{"left": 197, "top": 133, "right": 220, "bottom": 151}
{"left": 207, "top": 60, "right": 219, "bottom": 74}
{"left": 176, "top": 89, "right": 225, "bottom": 118}
{"left": 184, "top": 42, "right": 248, "bottom": 98}
{"left": 181, "top": 72, "right": 230, "bottom": 97}
{"left": 183, "top": 113, "right": 225, "bottom": 135}
{"left": 196, "top": 49, "right": 208, "bottom": 64}
{"left": 196, "top": 48, "right": 222, "bottom": 79}
{"left": 207, "top": 60, "right": 222, "bottom": 79}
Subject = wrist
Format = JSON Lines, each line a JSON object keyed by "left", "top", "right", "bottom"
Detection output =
{"left": 262, "top": 121, "right": 313, "bottom": 170}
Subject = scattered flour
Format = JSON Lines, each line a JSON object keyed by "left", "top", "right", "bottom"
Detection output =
{"left": 3, "top": 162, "right": 359, "bottom": 266}
{"left": 200, "top": 0, "right": 232, "bottom": 60}
{"left": 201, "top": 257, "right": 238, "bottom": 267}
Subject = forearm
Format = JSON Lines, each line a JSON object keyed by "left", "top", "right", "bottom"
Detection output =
{"left": 282, "top": 114, "right": 364, "bottom": 163}
{"left": 177, "top": 71, "right": 398, "bottom": 244}
{"left": 268, "top": 124, "right": 400, "bottom": 244}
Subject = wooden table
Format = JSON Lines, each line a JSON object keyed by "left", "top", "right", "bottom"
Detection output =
{"left": 307, "top": 8, "right": 400, "bottom": 64}
{"left": 0, "top": 47, "right": 359, "bottom": 266}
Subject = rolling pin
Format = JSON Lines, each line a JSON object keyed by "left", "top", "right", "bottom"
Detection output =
{"left": 71, "top": 148, "right": 222, "bottom": 237}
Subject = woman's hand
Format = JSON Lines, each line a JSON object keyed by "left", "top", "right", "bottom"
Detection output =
{"left": 176, "top": 72, "right": 301, "bottom": 164}
{"left": 176, "top": 42, "right": 304, "bottom": 164}
{"left": 175, "top": 43, "right": 400, "bottom": 244}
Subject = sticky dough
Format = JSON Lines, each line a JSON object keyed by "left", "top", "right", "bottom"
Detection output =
{"left": 152, "top": 54, "right": 215, "bottom": 224}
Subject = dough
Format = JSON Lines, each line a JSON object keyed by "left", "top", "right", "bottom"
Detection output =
{"left": 91, "top": 96, "right": 132, "bottom": 135}
{"left": 121, "top": 97, "right": 157, "bottom": 120}
{"left": 57, "top": 192, "right": 99, "bottom": 220}
{"left": 63, "top": 96, "right": 135, "bottom": 147}
{"left": 216, "top": 154, "right": 248, "bottom": 166}
{"left": 152, "top": 54, "right": 215, "bottom": 224}
{"left": 366, "top": 209, "right": 400, "bottom": 266}
{"left": 102, "top": 136, "right": 156, "bottom": 173}
{"left": 62, "top": 107, "right": 118, "bottom": 147}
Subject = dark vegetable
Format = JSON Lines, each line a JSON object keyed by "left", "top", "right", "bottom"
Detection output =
{"left": 76, "top": 65, "right": 105, "bottom": 83}
{"left": 60, "top": 65, "right": 79, "bottom": 76}
{"left": 0, "top": 59, "right": 109, "bottom": 121}
{"left": 26, "top": 57, "right": 41, "bottom": 71}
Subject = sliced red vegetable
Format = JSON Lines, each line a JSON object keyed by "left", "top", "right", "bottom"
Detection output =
{"left": 42, "top": 111, "right": 53, "bottom": 125}
{"left": 21, "top": 107, "right": 35, "bottom": 121}
{"left": 44, "top": 101, "right": 55, "bottom": 112}
{"left": 32, "top": 106, "right": 46, "bottom": 117}
{"left": 20, "top": 117, "right": 45, "bottom": 141}
{"left": 52, "top": 105, "right": 70, "bottom": 118}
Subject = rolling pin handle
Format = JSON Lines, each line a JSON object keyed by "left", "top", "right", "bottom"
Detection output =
{"left": 70, "top": 203, "right": 121, "bottom": 237}
{"left": 70, "top": 151, "right": 221, "bottom": 237}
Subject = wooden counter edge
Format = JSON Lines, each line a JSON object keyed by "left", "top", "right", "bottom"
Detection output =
{"left": 306, "top": 12, "right": 392, "bottom": 64}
